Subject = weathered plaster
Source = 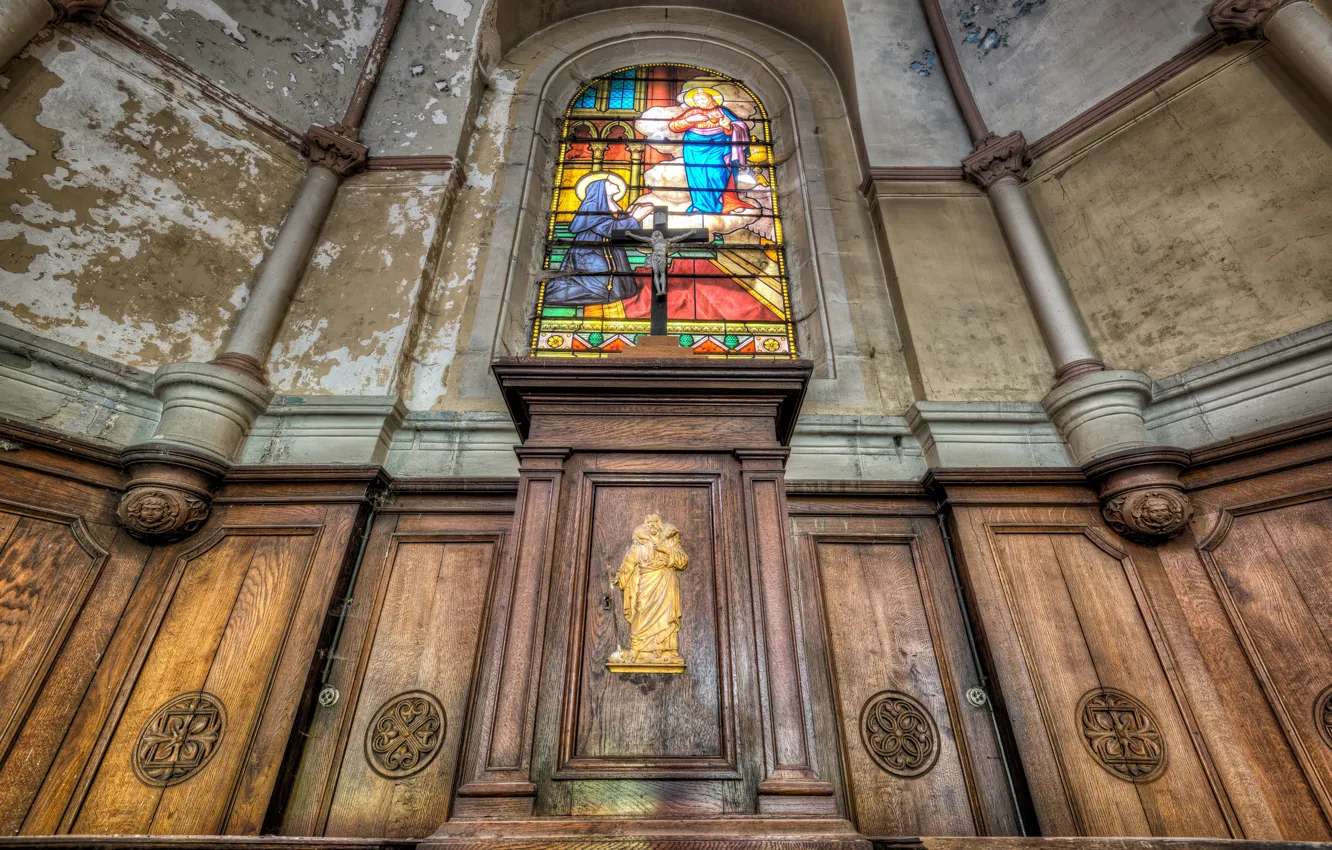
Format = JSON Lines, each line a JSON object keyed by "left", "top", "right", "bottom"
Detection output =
{"left": 1028, "top": 44, "right": 1332, "bottom": 380}
{"left": 112, "top": 0, "right": 388, "bottom": 131}
{"left": 359, "top": 0, "right": 481, "bottom": 156}
{"left": 872, "top": 181, "right": 1052, "bottom": 401}
{"left": 269, "top": 168, "right": 455, "bottom": 395}
{"left": 842, "top": 0, "right": 971, "bottom": 166}
{"left": 402, "top": 65, "right": 517, "bottom": 414}
{"left": 944, "top": 0, "right": 1211, "bottom": 141}
{"left": 0, "top": 30, "right": 304, "bottom": 370}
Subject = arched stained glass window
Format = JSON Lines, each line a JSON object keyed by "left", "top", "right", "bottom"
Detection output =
{"left": 531, "top": 64, "right": 796, "bottom": 357}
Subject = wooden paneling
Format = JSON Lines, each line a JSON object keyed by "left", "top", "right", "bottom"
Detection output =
{"left": 812, "top": 538, "right": 978, "bottom": 836}
{"left": 788, "top": 491, "right": 1021, "bottom": 838}
{"left": 562, "top": 478, "right": 732, "bottom": 775}
{"left": 280, "top": 485, "right": 514, "bottom": 838}
{"left": 71, "top": 525, "right": 324, "bottom": 833}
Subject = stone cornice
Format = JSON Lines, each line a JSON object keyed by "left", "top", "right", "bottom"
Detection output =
{"left": 47, "top": 0, "right": 110, "bottom": 23}
{"left": 302, "top": 124, "right": 369, "bottom": 179}
{"left": 1209, "top": 0, "right": 1303, "bottom": 39}
{"left": 962, "top": 131, "right": 1032, "bottom": 189}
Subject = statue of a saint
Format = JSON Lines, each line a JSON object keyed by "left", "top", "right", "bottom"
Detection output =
{"left": 607, "top": 514, "right": 689, "bottom": 674}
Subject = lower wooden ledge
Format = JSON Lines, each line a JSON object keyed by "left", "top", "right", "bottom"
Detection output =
{"left": 0, "top": 837, "right": 1327, "bottom": 850}
{"left": 421, "top": 817, "right": 869, "bottom": 850}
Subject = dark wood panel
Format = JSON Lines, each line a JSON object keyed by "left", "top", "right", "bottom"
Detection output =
{"left": 987, "top": 526, "right": 1233, "bottom": 836}
{"left": 564, "top": 481, "right": 728, "bottom": 772}
{"left": 322, "top": 536, "right": 497, "bottom": 838}
{"left": 811, "top": 537, "right": 978, "bottom": 836}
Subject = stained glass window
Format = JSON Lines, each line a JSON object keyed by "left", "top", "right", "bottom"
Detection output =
{"left": 531, "top": 64, "right": 795, "bottom": 358}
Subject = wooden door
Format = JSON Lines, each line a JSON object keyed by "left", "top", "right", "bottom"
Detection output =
{"left": 281, "top": 493, "right": 509, "bottom": 838}
{"left": 788, "top": 489, "right": 1021, "bottom": 837}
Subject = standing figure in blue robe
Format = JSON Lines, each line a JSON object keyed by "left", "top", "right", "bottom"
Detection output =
{"left": 668, "top": 88, "right": 757, "bottom": 215}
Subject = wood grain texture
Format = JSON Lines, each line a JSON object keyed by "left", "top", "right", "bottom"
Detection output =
{"left": 811, "top": 538, "right": 978, "bottom": 836}
{"left": 563, "top": 480, "right": 730, "bottom": 774}
{"left": 321, "top": 535, "right": 498, "bottom": 837}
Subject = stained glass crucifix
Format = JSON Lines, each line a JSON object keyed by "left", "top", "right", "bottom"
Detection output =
{"left": 611, "top": 206, "right": 714, "bottom": 337}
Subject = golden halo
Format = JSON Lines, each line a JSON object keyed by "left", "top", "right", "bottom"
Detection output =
{"left": 574, "top": 171, "right": 628, "bottom": 201}
{"left": 681, "top": 86, "right": 724, "bottom": 106}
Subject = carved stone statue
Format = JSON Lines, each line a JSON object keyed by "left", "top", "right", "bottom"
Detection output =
{"left": 607, "top": 513, "right": 689, "bottom": 673}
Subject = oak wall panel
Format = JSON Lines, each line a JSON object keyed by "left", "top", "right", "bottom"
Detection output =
{"left": 787, "top": 492, "right": 1021, "bottom": 838}
{"left": 279, "top": 485, "right": 515, "bottom": 839}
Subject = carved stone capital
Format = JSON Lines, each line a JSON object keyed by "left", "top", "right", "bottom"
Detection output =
{"left": 303, "top": 124, "right": 368, "bottom": 178}
{"left": 962, "top": 131, "right": 1032, "bottom": 189}
{"left": 46, "top": 0, "right": 110, "bottom": 23}
{"left": 1209, "top": 0, "right": 1302, "bottom": 39}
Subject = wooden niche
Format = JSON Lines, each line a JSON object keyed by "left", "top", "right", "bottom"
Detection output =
{"left": 424, "top": 359, "right": 864, "bottom": 850}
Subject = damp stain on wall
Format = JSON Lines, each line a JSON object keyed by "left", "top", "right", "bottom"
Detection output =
{"left": 0, "top": 31, "right": 304, "bottom": 370}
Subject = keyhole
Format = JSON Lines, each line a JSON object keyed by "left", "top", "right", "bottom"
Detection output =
{"left": 601, "top": 595, "right": 612, "bottom": 611}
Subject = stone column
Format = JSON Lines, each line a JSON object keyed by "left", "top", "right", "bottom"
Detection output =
{"left": 963, "top": 132, "right": 1193, "bottom": 544}
{"left": 118, "top": 126, "right": 367, "bottom": 541}
{"left": 1, "top": 0, "right": 107, "bottom": 68}
{"left": 1212, "top": 0, "right": 1332, "bottom": 104}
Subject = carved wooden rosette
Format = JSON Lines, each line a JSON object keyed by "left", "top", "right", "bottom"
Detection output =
{"left": 46, "top": 0, "right": 111, "bottom": 23}
{"left": 962, "top": 131, "right": 1032, "bottom": 189}
{"left": 1209, "top": 0, "right": 1303, "bottom": 39}
{"left": 303, "top": 124, "right": 369, "bottom": 178}
{"left": 1077, "top": 688, "right": 1168, "bottom": 783}
{"left": 431, "top": 358, "right": 850, "bottom": 844}
{"left": 1083, "top": 446, "right": 1194, "bottom": 544}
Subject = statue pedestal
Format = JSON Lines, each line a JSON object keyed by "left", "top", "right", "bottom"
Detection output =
{"left": 431, "top": 357, "right": 856, "bottom": 846}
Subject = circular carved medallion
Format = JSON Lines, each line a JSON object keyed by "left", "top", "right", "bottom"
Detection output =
{"left": 1102, "top": 487, "right": 1192, "bottom": 544}
{"left": 118, "top": 486, "right": 210, "bottom": 541}
{"left": 365, "top": 690, "right": 445, "bottom": 778}
{"left": 1315, "top": 685, "right": 1332, "bottom": 749}
{"left": 860, "top": 690, "right": 939, "bottom": 778}
{"left": 132, "top": 691, "right": 226, "bottom": 787}
{"left": 1078, "top": 688, "right": 1167, "bottom": 782}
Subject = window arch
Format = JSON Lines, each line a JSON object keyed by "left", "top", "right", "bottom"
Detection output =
{"left": 531, "top": 63, "right": 796, "bottom": 358}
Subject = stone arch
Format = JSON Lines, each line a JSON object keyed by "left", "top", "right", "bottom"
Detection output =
{"left": 456, "top": 8, "right": 877, "bottom": 409}
{"left": 473, "top": 0, "right": 862, "bottom": 149}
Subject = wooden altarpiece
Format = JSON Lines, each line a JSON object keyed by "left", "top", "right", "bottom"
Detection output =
{"left": 424, "top": 357, "right": 865, "bottom": 849}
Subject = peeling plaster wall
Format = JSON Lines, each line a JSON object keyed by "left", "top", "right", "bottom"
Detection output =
{"left": 400, "top": 65, "right": 516, "bottom": 414}
{"left": 269, "top": 168, "right": 454, "bottom": 395}
{"left": 0, "top": 29, "right": 304, "bottom": 370}
{"left": 1029, "top": 44, "right": 1332, "bottom": 380}
{"left": 873, "top": 182, "right": 1052, "bottom": 401}
{"left": 360, "top": 0, "right": 481, "bottom": 156}
{"left": 944, "top": 0, "right": 1210, "bottom": 141}
{"left": 112, "top": 0, "right": 387, "bottom": 131}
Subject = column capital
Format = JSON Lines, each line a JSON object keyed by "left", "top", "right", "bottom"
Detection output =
{"left": 46, "top": 0, "right": 109, "bottom": 22}
{"left": 1209, "top": 0, "right": 1303, "bottom": 39}
{"left": 302, "top": 123, "right": 368, "bottom": 178}
{"left": 962, "top": 131, "right": 1032, "bottom": 189}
